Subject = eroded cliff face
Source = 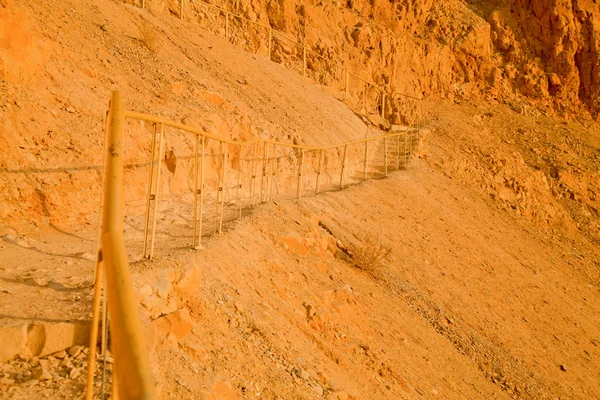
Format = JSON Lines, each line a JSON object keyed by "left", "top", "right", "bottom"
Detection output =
{"left": 178, "top": 0, "right": 600, "bottom": 120}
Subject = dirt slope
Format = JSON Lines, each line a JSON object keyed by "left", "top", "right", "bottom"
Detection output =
{"left": 1, "top": 0, "right": 600, "bottom": 400}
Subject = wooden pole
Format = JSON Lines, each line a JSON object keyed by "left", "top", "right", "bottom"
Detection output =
{"left": 149, "top": 123, "right": 165, "bottom": 260}
{"left": 192, "top": 134, "right": 199, "bottom": 248}
{"left": 180, "top": 0, "right": 184, "bottom": 19}
{"left": 219, "top": 144, "right": 227, "bottom": 234}
{"left": 363, "top": 141, "right": 368, "bottom": 180}
{"left": 141, "top": 0, "right": 145, "bottom": 9}
{"left": 142, "top": 122, "right": 156, "bottom": 259}
{"left": 340, "top": 145, "right": 348, "bottom": 188}
{"left": 384, "top": 137, "right": 388, "bottom": 178}
{"left": 381, "top": 92, "right": 386, "bottom": 118}
{"left": 315, "top": 149, "right": 323, "bottom": 194}
{"left": 297, "top": 149, "right": 304, "bottom": 199}
{"left": 268, "top": 28, "right": 272, "bottom": 59}
{"left": 198, "top": 135, "right": 205, "bottom": 248}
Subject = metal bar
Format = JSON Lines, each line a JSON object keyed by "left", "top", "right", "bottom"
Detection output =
{"left": 198, "top": 135, "right": 205, "bottom": 248}
{"left": 384, "top": 137, "right": 388, "bottom": 177}
{"left": 84, "top": 259, "right": 103, "bottom": 400}
{"left": 149, "top": 123, "right": 164, "bottom": 260}
{"left": 99, "top": 91, "right": 155, "bottom": 399}
{"left": 268, "top": 28, "right": 272, "bottom": 59}
{"left": 315, "top": 149, "right": 323, "bottom": 194}
{"left": 219, "top": 143, "right": 227, "bottom": 234}
{"left": 142, "top": 122, "right": 156, "bottom": 259}
{"left": 260, "top": 142, "right": 267, "bottom": 203}
{"left": 192, "top": 134, "right": 199, "bottom": 248}
{"left": 340, "top": 145, "right": 348, "bottom": 188}
{"left": 364, "top": 141, "right": 368, "bottom": 180}
{"left": 404, "top": 130, "right": 409, "bottom": 169}
{"left": 297, "top": 149, "right": 304, "bottom": 199}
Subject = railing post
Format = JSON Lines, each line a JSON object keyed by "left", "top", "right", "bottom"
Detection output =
{"left": 344, "top": 69, "right": 349, "bottom": 100}
{"left": 268, "top": 28, "right": 272, "bottom": 59}
{"left": 225, "top": 12, "right": 229, "bottom": 41}
{"left": 198, "top": 135, "right": 205, "bottom": 248}
{"left": 141, "top": 0, "right": 145, "bottom": 9}
{"left": 219, "top": 144, "right": 227, "bottom": 234}
{"left": 297, "top": 149, "right": 304, "bottom": 199}
{"left": 180, "top": 0, "right": 184, "bottom": 19}
{"left": 236, "top": 144, "right": 242, "bottom": 218}
{"left": 92, "top": 91, "right": 155, "bottom": 400}
{"left": 142, "top": 122, "right": 156, "bottom": 259}
{"left": 384, "top": 137, "right": 388, "bottom": 177}
{"left": 251, "top": 142, "right": 257, "bottom": 207}
{"left": 303, "top": 45, "right": 307, "bottom": 77}
{"left": 269, "top": 145, "right": 276, "bottom": 200}
{"left": 340, "top": 145, "right": 348, "bottom": 188}
{"left": 260, "top": 142, "right": 268, "bottom": 203}
{"left": 192, "top": 134, "right": 199, "bottom": 248}
{"left": 315, "top": 149, "right": 323, "bottom": 194}
{"left": 396, "top": 134, "right": 401, "bottom": 171}
{"left": 363, "top": 141, "right": 368, "bottom": 180}
{"left": 381, "top": 92, "right": 386, "bottom": 118}
{"left": 214, "top": 142, "right": 223, "bottom": 234}
{"left": 149, "top": 123, "right": 165, "bottom": 260}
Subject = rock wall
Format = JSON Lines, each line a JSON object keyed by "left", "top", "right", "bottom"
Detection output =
{"left": 179, "top": 0, "right": 600, "bottom": 120}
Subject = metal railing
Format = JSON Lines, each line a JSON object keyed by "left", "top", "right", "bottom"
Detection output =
{"left": 86, "top": 85, "right": 419, "bottom": 397}
{"left": 137, "top": 0, "right": 422, "bottom": 117}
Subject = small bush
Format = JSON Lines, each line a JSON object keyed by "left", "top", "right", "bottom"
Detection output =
{"left": 348, "top": 235, "right": 391, "bottom": 273}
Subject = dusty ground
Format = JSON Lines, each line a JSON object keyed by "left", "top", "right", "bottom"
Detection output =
{"left": 2, "top": 0, "right": 600, "bottom": 399}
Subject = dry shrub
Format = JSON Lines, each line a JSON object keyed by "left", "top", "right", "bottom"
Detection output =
{"left": 348, "top": 235, "right": 391, "bottom": 273}
{"left": 140, "top": 21, "right": 159, "bottom": 52}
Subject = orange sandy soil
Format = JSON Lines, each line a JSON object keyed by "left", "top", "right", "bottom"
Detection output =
{"left": 1, "top": 0, "right": 600, "bottom": 399}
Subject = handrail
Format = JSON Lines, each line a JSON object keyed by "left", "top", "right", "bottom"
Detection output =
{"left": 86, "top": 92, "right": 155, "bottom": 400}
{"left": 125, "top": 110, "right": 412, "bottom": 150}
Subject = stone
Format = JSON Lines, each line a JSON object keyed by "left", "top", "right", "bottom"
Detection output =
{"left": 0, "top": 323, "right": 27, "bottom": 362}
{"left": 139, "top": 284, "right": 153, "bottom": 297}
{"left": 32, "top": 367, "right": 52, "bottom": 381}
{"left": 68, "top": 346, "right": 82, "bottom": 357}
{"left": 154, "top": 308, "right": 193, "bottom": 341}
{"left": 175, "top": 265, "right": 203, "bottom": 296}
{"left": 26, "top": 322, "right": 91, "bottom": 358}
{"left": 156, "top": 276, "right": 173, "bottom": 299}
{"left": 53, "top": 350, "right": 66, "bottom": 359}
{"left": 69, "top": 367, "right": 80, "bottom": 379}
{"left": 29, "top": 357, "right": 39, "bottom": 367}
{"left": 337, "top": 391, "right": 349, "bottom": 400}
{"left": 313, "top": 385, "right": 324, "bottom": 396}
